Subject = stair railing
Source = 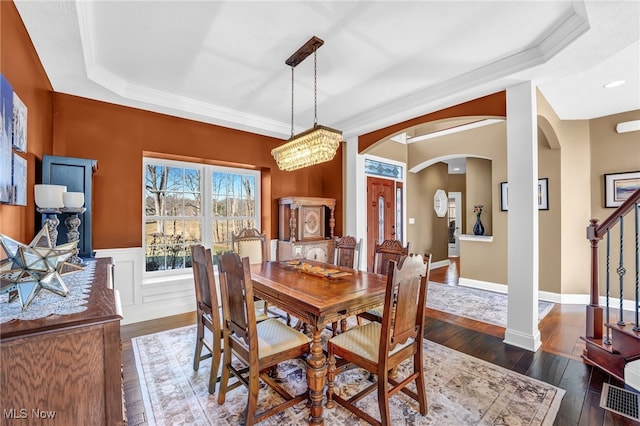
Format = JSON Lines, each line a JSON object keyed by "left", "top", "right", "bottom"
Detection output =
{"left": 586, "top": 188, "right": 640, "bottom": 344}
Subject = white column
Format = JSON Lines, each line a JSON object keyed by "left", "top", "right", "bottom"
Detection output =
{"left": 504, "top": 81, "right": 542, "bottom": 351}
{"left": 343, "top": 136, "right": 359, "bottom": 236}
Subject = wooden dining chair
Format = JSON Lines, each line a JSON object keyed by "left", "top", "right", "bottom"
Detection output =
{"left": 190, "top": 244, "right": 222, "bottom": 394}
{"left": 216, "top": 251, "right": 311, "bottom": 425}
{"left": 334, "top": 235, "right": 361, "bottom": 269}
{"left": 371, "top": 239, "right": 409, "bottom": 276}
{"left": 330, "top": 235, "right": 362, "bottom": 335}
{"left": 359, "top": 253, "right": 432, "bottom": 324}
{"left": 190, "top": 244, "right": 268, "bottom": 394}
{"left": 358, "top": 239, "right": 411, "bottom": 324}
{"left": 326, "top": 254, "right": 429, "bottom": 426}
{"left": 231, "top": 227, "right": 268, "bottom": 264}
{"left": 231, "top": 227, "right": 273, "bottom": 317}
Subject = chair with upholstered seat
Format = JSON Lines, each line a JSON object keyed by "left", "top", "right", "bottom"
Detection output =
{"left": 326, "top": 254, "right": 429, "bottom": 426}
{"left": 190, "top": 244, "right": 222, "bottom": 394}
{"left": 231, "top": 228, "right": 268, "bottom": 264}
{"left": 231, "top": 228, "right": 271, "bottom": 316}
{"left": 190, "top": 244, "right": 267, "bottom": 395}
{"left": 334, "top": 235, "right": 361, "bottom": 269}
{"left": 330, "top": 235, "right": 362, "bottom": 335}
{"left": 358, "top": 239, "right": 410, "bottom": 324}
{"left": 359, "top": 253, "right": 431, "bottom": 324}
{"left": 216, "top": 251, "right": 311, "bottom": 425}
{"left": 371, "top": 239, "right": 409, "bottom": 276}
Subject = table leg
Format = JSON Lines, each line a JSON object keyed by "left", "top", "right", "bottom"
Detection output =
{"left": 306, "top": 324, "right": 326, "bottom": 425}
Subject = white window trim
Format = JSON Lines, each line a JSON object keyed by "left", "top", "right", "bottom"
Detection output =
{"left": 142, "top": 157, "right": 260, "bottom": 279}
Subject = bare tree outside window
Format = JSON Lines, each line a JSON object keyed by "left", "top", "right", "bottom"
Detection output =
{"left": 144, "top": 159, "right": 259, "bottom": 272}
{"left": 212, "top": 172, "right": 257, "bottom": 257}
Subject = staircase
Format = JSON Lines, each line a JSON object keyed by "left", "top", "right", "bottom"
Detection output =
{"left": 581, "top": 188, "right": 640, "bottom": 382}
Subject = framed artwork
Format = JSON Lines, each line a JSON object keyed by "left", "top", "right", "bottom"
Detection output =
{"left": 0, "top": 73, "right": 13, "bottom": 204}
{"left": 12, "top": 92, "right": 27, "bottom": 152}
{"left": 11, "top": 152, "right": 27, "bottom": 206}
{"left": 500, "top": 178, "right": 549, "bottom": 211}
{"left": 604, "top": 171, "right": 640, "bottom": 208}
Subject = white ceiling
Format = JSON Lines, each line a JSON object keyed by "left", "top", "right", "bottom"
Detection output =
{"left": 14, "top": 1, "right": 640, "bottom": 141}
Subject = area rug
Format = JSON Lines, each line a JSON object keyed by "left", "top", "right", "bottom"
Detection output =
{"left": 426, "top": 283, "right": 555, "bottom": 327}
{"left": 133, "top": 325, "right": 564, "bottom": 425}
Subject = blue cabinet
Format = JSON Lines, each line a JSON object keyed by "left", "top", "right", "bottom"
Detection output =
{"left": 42, "top": 155, "right": 97, "bottom": 258}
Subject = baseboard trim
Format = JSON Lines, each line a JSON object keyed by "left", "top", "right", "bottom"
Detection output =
{"left": 504, "top": 328, "right": 542, "bottom": 352}
{"left": 458, "top": 278, "right": 591, "bottom": 304}
{"left": 430, "top": 259, "right": 450, "bottom": 270}
{"left": 458, "top": 278, "right": 507, "bottom": 294}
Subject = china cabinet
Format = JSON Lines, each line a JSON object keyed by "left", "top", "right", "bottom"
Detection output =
{"left": 277, "top": 196, "right": 336, "bottom": 262}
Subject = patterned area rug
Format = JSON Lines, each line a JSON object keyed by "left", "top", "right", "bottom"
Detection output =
{"left": 426, "top": 283, "right": 555, "bottom": 327}
{"left": 133, "top": 325, "right": 564, "bottom": 425}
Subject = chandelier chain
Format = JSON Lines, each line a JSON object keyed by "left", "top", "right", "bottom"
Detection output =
{"left": 290, "top": 66, "right": 295, "bottom": 137}
{"left": 314, "top": 48, "right": 318, "bottom": 126}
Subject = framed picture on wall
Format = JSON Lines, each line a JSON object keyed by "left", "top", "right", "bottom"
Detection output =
{"left": 11, "top": 152, "right": 27, "bottom": 206}
{"left": 0, "top": 73, "right": 13, "bottom": 204}
{"left": 12, "top": 92, "right": 27, "bottom": 153}
{"left": 500, "top": 178, "right": 549, "bottom": 211}
{"left": 604, "top": 171, "right": 640, "bottom": 208}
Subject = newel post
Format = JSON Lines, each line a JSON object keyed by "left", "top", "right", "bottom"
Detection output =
{"left": 586, "top": 218, "right": 603, "bottom": 339}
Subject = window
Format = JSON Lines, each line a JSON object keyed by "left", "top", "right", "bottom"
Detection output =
{"left": 144, "top": 158, "right": 260, "bottom": 273}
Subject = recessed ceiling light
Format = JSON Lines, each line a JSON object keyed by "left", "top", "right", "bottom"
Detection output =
{"left": 453, "top": 167, "right": 460, "bottom": 171}
{"left": 604, "top": 80, "right": 626, "bottom": 88}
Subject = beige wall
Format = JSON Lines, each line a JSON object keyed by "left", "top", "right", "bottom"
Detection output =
{"left": 466, "top": 158, "right": 492, "bottom": 236}
{"left": 409, "top": 122, "right": 508, "bottom": 284}
{"left": 537, "top": 92, "right": 592, "bottom": 296}
{"left": 407, "top": 163, "right": 449, "bottom": 262}
{"left": 367, "top": 140, "right": 408, "bottom": 163}
{"left": 538, "top": 134, "right": 562, "bottom": 293}
{"left": 589, "top": 110, "right": 640, "bottom": 298}
{"left": 367, "top": 98, "right": 638, "bottom": 297}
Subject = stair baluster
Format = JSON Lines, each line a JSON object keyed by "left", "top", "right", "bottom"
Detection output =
{"left": 634, "top": 203, "right": 639, "bottom": 332}
{"left": 605, "top": 228, "right": 611, "bottom": 345}
{"left": 618, "top": 216, "right": 626, "bottom": 326}
{"left": 582, "top": 188, "right": 640, "bottom": 381}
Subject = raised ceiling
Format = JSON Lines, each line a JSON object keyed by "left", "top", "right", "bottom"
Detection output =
{"left": 14, "top": 1, "right": 640, "bottom": 140}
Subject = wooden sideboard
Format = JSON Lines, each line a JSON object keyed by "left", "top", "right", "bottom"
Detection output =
{"left": 0, "top": 258, "right": 124, "bottom": 425}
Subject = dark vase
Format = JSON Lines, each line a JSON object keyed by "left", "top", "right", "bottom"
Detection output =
{"left": 473, "top": 213, "right": 485, "bottom": 236}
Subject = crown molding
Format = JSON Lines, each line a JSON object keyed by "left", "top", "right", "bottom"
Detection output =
{"left": 76, "top": 2, "right": 589, "bottom": 140}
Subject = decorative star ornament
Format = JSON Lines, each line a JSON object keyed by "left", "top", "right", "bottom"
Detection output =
{"left": 0, "top": 227, "right": 79, "bottom": 310}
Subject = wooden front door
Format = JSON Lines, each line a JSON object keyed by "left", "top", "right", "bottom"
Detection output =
{"left": 367, "top": 176, "right": 396, "bottom": 271}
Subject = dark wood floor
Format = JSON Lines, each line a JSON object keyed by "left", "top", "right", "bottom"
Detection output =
{"left": 121, "top": 258, "right": 639, "bottom": 425}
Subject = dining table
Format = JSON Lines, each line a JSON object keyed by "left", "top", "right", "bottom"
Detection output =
{"left": 250, "top": 259, "right": 388, "bottom": 425}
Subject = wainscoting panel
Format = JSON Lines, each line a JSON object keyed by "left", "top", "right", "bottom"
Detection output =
{"left": 94, "top": 248, "right": 195, "bottom": 325}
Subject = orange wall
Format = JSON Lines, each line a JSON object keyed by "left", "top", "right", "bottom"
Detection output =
{"left": 358, "top": 91, "right": 506, "bottom": 152}
{"left": 0, "top": 2, "right": 54, "bottom": 243}
{"left": 0, "top": 1, "right": 342, "bottom": 248}
{"left": 52, "top": 94, "right": 343, "bottom": 249}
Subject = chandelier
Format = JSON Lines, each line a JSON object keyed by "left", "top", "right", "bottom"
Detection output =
{"left": 271, "top": 36, "right": 342, "bottom": 171}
